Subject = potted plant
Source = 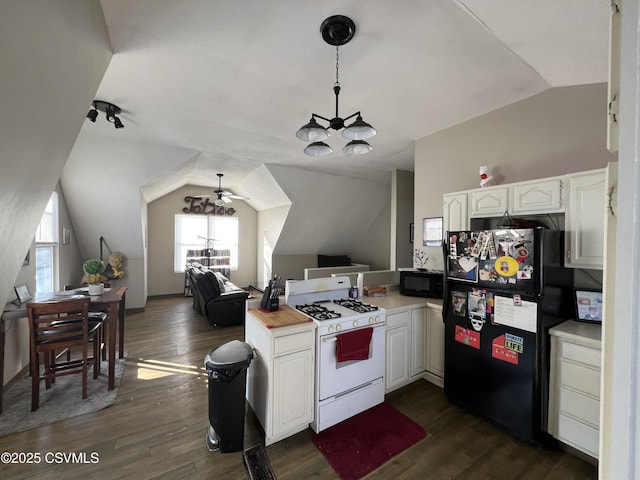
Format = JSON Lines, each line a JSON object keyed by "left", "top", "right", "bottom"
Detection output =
{"left": 83, "top": 258, "right": 106, "bottom": 295}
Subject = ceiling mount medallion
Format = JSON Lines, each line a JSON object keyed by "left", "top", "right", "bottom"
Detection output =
{"left": 86, "top": 100, "right": 124, "bottom": 129}
{"left": 296, "top": 15, "right": 376, "bottom": 157}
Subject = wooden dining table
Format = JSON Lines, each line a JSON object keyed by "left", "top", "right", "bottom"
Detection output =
{"left": 0, "top": 287, "right": 127, "bottom": 413}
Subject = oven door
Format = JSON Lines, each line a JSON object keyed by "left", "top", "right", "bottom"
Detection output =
{"left": 318, "top": 324, "right": 385, "bottom": 401}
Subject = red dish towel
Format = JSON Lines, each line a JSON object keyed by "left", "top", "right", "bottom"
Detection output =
{"left": 336, "top": 327, "right": 374, "bottom": 362}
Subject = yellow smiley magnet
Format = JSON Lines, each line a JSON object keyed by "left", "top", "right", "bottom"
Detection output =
{"left": 495, "top": 256, "right": 519, "bottom": 277}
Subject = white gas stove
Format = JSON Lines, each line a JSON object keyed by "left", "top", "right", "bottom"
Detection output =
{"left": 285, "top": 277, "right": 386, "bottom": 433}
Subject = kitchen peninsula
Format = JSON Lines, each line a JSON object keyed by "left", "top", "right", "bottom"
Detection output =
{"left": 245, "top": 305, "right": 316, "bottom": 446}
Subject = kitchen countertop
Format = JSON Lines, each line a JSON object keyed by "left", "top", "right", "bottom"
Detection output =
{"left": 247, "top": 304, "right": 314, "bottom": 329}
{"left": 550, "top": 320, "right": 602, "bottom": 347}
{"left": 362, "top": 292, "right": 443, "bottom": 313}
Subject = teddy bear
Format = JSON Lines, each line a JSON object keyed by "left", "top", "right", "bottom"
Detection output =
{"left": 105, "top": 252, "right": 126, "bottom": 279}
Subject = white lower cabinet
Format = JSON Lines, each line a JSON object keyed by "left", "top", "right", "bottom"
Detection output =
{"left": 548, "top": 321, "right": 602, "bottom": 459}
{"left": 245, "top": 313, "right": 315, "bottom": 446}
{"left": 385, "top": 303, "right": 444, "bottom": 393}
{"left": 410, "top": 307, "right": 426, "bottom": 376}
{"left": 385, "top": 310, "right": 411, "bottom": 392}
{"left": 425, "top": 306, "right": 444, "bottom": 385}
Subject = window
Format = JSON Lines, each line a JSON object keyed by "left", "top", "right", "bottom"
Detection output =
{"left": 174, "top": 214, "right": 239, "bottom": 272}
{"left": 35, "top": 192, "right": 59, "bottom": 292}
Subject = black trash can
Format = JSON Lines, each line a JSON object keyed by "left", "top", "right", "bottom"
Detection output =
{"left": 205, "top": 340, "right": 254, "bottom": 453}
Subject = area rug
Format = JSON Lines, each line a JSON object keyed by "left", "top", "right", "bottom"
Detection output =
{"left": 0, "top": 354, "right": 127, "bottom": 437}
{"left": 312, "top": 402, "right": 426, "bottom": 480}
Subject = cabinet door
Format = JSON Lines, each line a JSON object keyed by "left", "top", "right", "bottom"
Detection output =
{"left": 426, "top": 307, "right": 445, "bottom": 379}
{"left": 273, "top": 349, "right": 314, "bottom": 436}
{"left": 443, "top": 192, "right": 468, "bottom": 233}
{"left": 410, "top": 307, "right": 426, "bottom": 377}
{"left": 511, "top": 178, "right": 564, "bottom": 214}
{"left": 469, "top": 187, "right": 509, "bottom": 217}
{"left": 385, "top": 326, "right": 410, "bottom": 392}
{"left": 565, "top": 170, "right": 606, "bottom": 269}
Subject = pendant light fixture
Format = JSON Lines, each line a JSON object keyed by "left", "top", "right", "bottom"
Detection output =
{"left": 296, "top": 15, "right": 376, "bottom": 156}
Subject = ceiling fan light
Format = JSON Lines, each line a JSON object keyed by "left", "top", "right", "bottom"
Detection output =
{"left": 214, "top": 197, "right": 225, "bottom": 207}
{"left": 296, "top": 117, "right": 330, "bottom": 142}
{"left": 304, "top": 141, "right": 333, "bottom": 156}
{"left": 342, "top": 115, "right": 376, "bottom": 140}
{"left": 86, "top": 109, "right": 98, "bottom": 122}
{"left": 343, "top": 140, "right": 372, "bottom": 155}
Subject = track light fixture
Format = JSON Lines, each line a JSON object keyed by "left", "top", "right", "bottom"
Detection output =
{"left": 296, "top": 15, "right": 376, "bottom": 156}
{"left": 86, "top": 100, "right": 124, "bottom": 129}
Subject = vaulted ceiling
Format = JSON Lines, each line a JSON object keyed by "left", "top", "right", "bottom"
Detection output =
{"left": 70, "top": 0, "right": 609, "bottom": 203}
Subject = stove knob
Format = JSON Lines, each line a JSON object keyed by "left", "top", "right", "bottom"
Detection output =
{"left": 375, "top": 315, "right": 380, "bottom": 323}
{"left": 328, "top": 325, "right": 334, "bottom": 333}
{"left": 336, "top": 324, "right": 342, "bottom": 332}
{"left": 353, "top": 320, "right": 358, "bottom": 328}
{"left": 369, "top": 317, "right": 374, "bottom": 324}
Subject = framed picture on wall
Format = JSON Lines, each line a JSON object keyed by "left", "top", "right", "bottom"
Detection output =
{"left": 423, "top": 217, "right": 443, "bottom": 247}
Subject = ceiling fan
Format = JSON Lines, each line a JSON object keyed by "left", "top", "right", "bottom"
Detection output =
{"left": 208, "top": 173, "right": 249, "bottom": 206}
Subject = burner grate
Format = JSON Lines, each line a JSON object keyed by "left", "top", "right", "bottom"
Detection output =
{"left": 333, "top": 298, "right": 379, "bottom": 313}
{"left": 296, "top": 303, "right": 342, "bottom": 320}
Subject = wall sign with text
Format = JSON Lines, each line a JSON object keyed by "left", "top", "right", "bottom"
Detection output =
{"left": 183, "top": 196, "right": 236, "bottom": 215}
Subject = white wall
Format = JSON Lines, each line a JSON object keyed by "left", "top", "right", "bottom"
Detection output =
{"left": 146, "top": 184, "right": 258, "bottom": 295}
{"left": 61, "top": 132, "right": 198, "bottom": 308}
{"left": 258, "top": 204, "right": 291, "bottom": 283}
{"left": 0, "top": 0, "right": 111, "bottom": 310}
{"left": 414, "top": 83, "right": 616, "bottom": 270}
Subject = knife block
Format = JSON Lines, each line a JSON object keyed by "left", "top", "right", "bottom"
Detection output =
{"left": 259, "top": 287, "right": 280, "bottom": 312}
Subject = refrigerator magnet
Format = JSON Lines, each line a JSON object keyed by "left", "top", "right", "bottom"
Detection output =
{"left": 492, "top": 334, "right": 519, "bottom": 365}
{"left": 451, "top": 291, "right": 467, "bottom": 317}
{"left": 513, "top": 294, "right": 522, "bottom": 306}
{"left": 468, "top": 291, "right": 486, "bottom": 320}
{"left": 470, "top": 316, "right": 485, "bottom": 331}
{"left": 495, "top": 256, "right": 519, "bottom": 277}
{"left": 455, "top": 325, "right": 480, "bottom": 349}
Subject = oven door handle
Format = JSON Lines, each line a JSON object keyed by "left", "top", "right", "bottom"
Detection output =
{"left": 322, "top": 337, "right": 338, "bottom": 343}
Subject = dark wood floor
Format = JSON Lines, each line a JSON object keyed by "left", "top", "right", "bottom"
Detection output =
{"left": 0, "top": 296, "right": 597, "bottom": 479}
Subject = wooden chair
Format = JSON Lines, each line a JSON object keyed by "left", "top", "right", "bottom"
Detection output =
{"left": 27, "top": 298, "right": 102, "bottom": 412}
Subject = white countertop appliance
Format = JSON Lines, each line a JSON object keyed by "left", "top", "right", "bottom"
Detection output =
{"left": 285, "top": 276, "right": 386, "bottom": 433}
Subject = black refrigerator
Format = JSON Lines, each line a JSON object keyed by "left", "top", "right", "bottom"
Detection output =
{"left": 443, "top": 227, "right": 572, "bottom": 444}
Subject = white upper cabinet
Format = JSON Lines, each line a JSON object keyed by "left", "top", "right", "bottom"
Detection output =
{"left": 565, "top": 169, "right": 606, "bottom": 269}
{"left": 469, "top": 186, "right": 509, "bottom": 217}
{"left": 511, "top": 177, "right": 564, "bottom": 214}
{"left": 443, "top": 192, "right": 469, "bottom": 233}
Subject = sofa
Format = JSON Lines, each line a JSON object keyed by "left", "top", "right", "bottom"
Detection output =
{"left": 186, "top": 263, "right": 248, "bottom": 327}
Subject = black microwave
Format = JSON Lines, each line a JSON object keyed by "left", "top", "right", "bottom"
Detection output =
{"left": 399, "top": 270, "right": 444, "bottom": 298}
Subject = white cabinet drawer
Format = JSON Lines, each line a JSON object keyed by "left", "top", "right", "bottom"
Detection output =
{"left": 273, "top": 330, "right": 315, "bottom": 356}
{"left": 557, "top": 413, "right": 599, "bottom": 458}
{"left": 560, "top": 341, "right": 601, "bottom": 369}
{"left": 558, "top": 387, "right": 600, "bottom": 427}
{"left": 386, "top": 310, "right": 410, "bottom": 328}
{"left": 559, "top": 361, "right": 600, "bottom": 399}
